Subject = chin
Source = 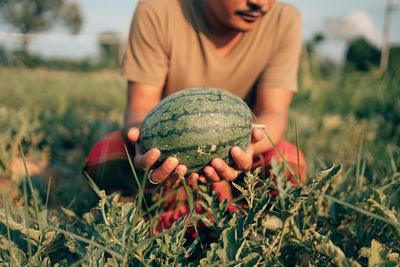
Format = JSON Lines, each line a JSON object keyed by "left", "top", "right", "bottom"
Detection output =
{"left": 230, "top": 21, "right": 259, "bottom": 32}
{"left": 228, "top": 16, "right": 263, "bottom": 31}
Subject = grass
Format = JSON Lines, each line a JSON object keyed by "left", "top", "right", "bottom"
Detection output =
{"left": 0, "top": 66, "right": 399, "bottom": 265}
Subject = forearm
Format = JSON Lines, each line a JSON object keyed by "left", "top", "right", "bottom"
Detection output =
{"left": 252, "top": 111, "right": 288, "bottom": 156}
{"left": 250, "top": 88, "right": 292, "bottom": 157}
{"left": 124, "top": 81, "right": 163, "bottom": 135}
{"left": 124, "top": 108, "right": 150, "bottom": 133}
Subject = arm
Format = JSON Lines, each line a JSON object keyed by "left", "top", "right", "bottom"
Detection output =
{"left": 124, "top": 81, "right": 162, "bottom": 132}
{"left": 125, "top": 81, "right": 189, "bottom": 187}
{"left": 252, "top": 87, "right": 292, "bottom": 155}
{"left": 200, "top": 6, "right": 301, "bottom": 183}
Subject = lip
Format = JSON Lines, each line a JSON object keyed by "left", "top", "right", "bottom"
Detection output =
{"left": 236, "top": 12, "right": 262, "bottom": 22}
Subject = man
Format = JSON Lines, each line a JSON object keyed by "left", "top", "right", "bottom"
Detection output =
{"left": 84, "top": 0, "right": 306, "bottom": 230}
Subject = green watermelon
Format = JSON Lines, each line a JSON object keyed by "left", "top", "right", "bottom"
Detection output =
{"left": 139, "top": 87, "right": 253, "bottom": 173}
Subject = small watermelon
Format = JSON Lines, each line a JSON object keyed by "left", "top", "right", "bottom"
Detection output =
{"left": 139, "top": 87, "right": 253, "bottom": 173}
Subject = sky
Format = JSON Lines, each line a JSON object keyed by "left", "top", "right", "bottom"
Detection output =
{"left": 0, "top": 0, "right": 399, "bottom": 62}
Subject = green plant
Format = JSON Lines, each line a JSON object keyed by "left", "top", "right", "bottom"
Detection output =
{"left": 0, "top": 67, "right": 399, "bottom": 265}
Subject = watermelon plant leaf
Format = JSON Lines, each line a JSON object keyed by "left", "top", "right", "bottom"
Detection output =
{"left": 366, "top": 196, "right": 400, "bottom": 240}
{"left": 10, "top": 247, "right": 28, "bottom": 266}
{"left": 371, "top": 188, "right": 390, "bottom": 207}
{"left": 83, "top": 170, "right": 103, "bottom": 199}
{"left": 321, "top": 192, "right": 400, "bottom": 231}
{"left": 366, "top": 239, "right": 399, "bottom": 267}
{"left": 241, "top": 252, "right": 261, "bottom": 266}
{"left": 312, "top": 230, "right": 362, "bottom": 267}
{"left": 199, "top": 243, "right": 219, "bottom": 266}
{"left": 218, "top": 226, "right": 243, "bottom": 262}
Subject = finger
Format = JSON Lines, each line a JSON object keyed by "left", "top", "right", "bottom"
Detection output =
{"left": 167, "top": 164, "right": 187, "bottom": 187}
{"left": 127, "top": 127, "right": 140, "bottom": 142}
{"left": 198, "top": 175, "right": 207, "bottom": 184}
{"left": 231, "top": 146, "right": 253, "bottom": 170}
{"left": 134, "top": 148, "right": 161, "bottom": 170}
{"left": 252, "top": 128, "right": 264, "bottom": 142}
{"left": 186, "top": 173, "right": 199, "bottom": 191}
{"left": 150, "top": 157, "right": 179, "bottom": 184}
{"left": 203, "top": 166, "right": 221, "bottom": 182}
{"left": 211, "top": 158, "right": 238, "bottom": 181}
{"left": 175, "top": 164, "right": 187, "bottom": 177}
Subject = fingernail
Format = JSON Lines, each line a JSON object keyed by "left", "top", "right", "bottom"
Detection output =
{"left": 176, "top": 165, "right": 187, "bottom": 175}
{"left": 231, "top": 147, "right": 240, "bottom": 157}
{"left": 127, "top": 128, "right": 139, "bottom": 140}
{"left": 148, "top": 148, "right": 161, "bottom": 162}
{"left": 167, "top": 157, "right": 178, "bottom": 169}
{"left": 204, "top": 168, "right": 212, "bottom": 177}
{"left": 213, "top": 160, "right": 221, "bottom": 170}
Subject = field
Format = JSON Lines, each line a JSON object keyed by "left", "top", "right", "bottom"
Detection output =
{"left": 0, "top": 66, "right": 399, "bottom": 266}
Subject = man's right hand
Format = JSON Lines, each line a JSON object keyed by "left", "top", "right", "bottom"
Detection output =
{"left": 126, "top": 127, "right": 190, "bottom": 187}
{"left": 124, "top": 82, "right": 200, "bottom": 189}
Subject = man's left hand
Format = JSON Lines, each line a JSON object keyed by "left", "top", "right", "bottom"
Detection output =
{"left": 198, "top": 128, "right": 265, "bottom": 183}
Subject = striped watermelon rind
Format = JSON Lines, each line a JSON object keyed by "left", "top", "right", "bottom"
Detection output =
{"left": 139, "top": 87, "right": 253, "bottom": 173}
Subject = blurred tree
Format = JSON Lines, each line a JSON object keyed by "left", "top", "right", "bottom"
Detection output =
{"left": 304, "top": 32, "right": 326, "bottom": 77}
{"left": 344, "top": 37, "right": 381, "bottom": 72}
{"left": 388, "top": 46, "right": 400, "bottom": 74}
{"left": 98, "top": 31, "right": 123, "bottom": 69}
{"left": 306, "top": 32, "right": 325, "bottom": 56}
{"left": 0, "top": 0, "right": 83, "bottom": 52}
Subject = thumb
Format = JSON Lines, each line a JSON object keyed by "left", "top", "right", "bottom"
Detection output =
{"left": 252, "top": 128, "right": 264, "bottom": 142}
{"left": 127, "top": 127, "right": 140, "bottom": 143}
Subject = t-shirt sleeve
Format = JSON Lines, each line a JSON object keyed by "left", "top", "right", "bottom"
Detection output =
{"left": 121, "top": 1, "right": 170, "bottom": 86}
{"left": 257, "top": 5, "right": 302, "bottom": 92}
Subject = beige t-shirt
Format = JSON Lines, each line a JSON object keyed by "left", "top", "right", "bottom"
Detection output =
{"left": 122, "top": 0, "right": 302, "bottom": 104}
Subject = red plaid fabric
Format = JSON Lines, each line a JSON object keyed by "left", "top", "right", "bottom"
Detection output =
{"left": 83, "top": 131, "right": 307, "bottom": 232}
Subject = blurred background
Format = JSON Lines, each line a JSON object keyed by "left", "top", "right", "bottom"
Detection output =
{"left": 0, "top": 1, "right": 399, "bottom": 264}
{"left": 0, "top": 0, "right": 399, "bottom": 212}
{"left": 0, "top": 0, "right": 399, "bottom": 72}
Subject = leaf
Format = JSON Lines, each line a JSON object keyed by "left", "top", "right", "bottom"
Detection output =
{"left": 217, "top": 227, "right": 244, "bottom": 262}
{"left": 242, "top": 252, "right": 261, "bottom": 267}
{"left": 234, "top": 214, "right": 246, "bottom": 240}
{"left": 367, "top": 198, "right": 400, "bottom": 240}
{"left": 279, "top": 210, "right": 292, "bottom": 221}
{"left": 200, "top": 243, "right": 219, "bottom": 266}
{"left": 246, "top": 193, "right": 270, "bottom": 225}
{"left": 359, "top": 247, "right": 371, "bottom": 258}
{"left": 10, "top": 247, "right": 28, "bottom": 266}
{"left": 270, "top": 158, "right": 287, "bottom": 195}
{"left": 313, "top": 231, "right": 361, "bottom": 267}
{"left": 372, "top": 188, "right": 390, "bottom": 207}
{"left": 231, "top": 181, "right": 246, "bottom": 197}
{"left": 369, "top": 239, "right": 398, "bottom": 267}
{"left": 121, "top": 202, "right": 136, "bottom": 223}
{"left": 304, "top": 165, "right": 341, "bottom": 195}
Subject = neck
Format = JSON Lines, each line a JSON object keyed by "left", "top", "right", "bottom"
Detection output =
{"left": 200, "top": 0, "right": 244, "bottom": 55}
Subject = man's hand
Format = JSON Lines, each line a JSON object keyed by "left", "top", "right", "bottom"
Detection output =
{"left": 198, "top": 128, "right": 265, "bottom": 183}
{"left": 126, "top": 127, "right": 189, "bottom": 187}
{"left": 124, "top": 82, "right": 191, "bottom": 187}
{"left": 198, "top": 88, "right": 293, "bottom": 183}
